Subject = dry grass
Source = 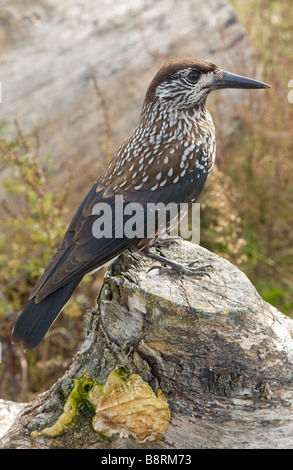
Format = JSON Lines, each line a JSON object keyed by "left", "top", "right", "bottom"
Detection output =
{"left": 202, "top": 0, "right": 293, "bottom": 316}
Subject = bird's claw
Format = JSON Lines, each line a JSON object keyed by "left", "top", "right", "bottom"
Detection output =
{"left": 147, "top": 261, "right": 212, "bottom": 277}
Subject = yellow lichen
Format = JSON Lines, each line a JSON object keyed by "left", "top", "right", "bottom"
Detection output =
{"left": 31, "top": 375, "right": 94, "bottom": 438}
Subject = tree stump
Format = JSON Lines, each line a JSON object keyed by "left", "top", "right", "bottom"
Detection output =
{"left": 1, "top": 240, "right": 293, "bottom": 449}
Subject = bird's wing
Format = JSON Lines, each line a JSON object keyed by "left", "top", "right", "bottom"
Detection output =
{"left": 30, "top": 182, "right": 99, "bottom": 299}
{"left": 32, "top": 141, "right": 210, "bottom": 303}
{"left": 31, "top": 182, "right": 138, "bottom": 302}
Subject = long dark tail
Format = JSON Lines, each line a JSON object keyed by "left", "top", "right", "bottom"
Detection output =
{"left": 12, "top": 277, "right": 82, "bottom": 351}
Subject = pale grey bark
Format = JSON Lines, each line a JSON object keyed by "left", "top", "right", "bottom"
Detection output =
{"left": 1, "top": 241, "right": 293, "bottom": 449}
{"left": 0, "top": 399, "right": 26, "bottom": 439}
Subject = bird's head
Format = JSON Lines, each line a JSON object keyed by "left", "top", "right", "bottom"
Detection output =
{"left": 145, "top": 58, "right": 270, "bottom": 110}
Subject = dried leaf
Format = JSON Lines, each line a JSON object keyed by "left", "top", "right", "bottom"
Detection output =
{"left": 89, "top": 368, "right": 170, "bottom": 442}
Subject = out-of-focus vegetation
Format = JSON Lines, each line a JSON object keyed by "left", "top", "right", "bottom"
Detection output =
{"left": 202, "top": 0, "right": 293, "bottom": 318}
{"left": 0, "top": 0, "right": 292, "bottom": 402}
{"left": 0, "top": 122, "right": 102, "bottom": 402}
{"left": 0, "top": 123, "right": 71, "bottom": 316}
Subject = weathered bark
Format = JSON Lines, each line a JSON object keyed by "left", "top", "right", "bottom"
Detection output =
{"left": 1, "top": 241, "right": 293, "bottom": 449}
{"left": 0, "top": 399, "right": 26, "bottom": 439}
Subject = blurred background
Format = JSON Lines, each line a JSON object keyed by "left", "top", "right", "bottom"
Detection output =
{"left": 0, "top": 0, "right": 292, "bottom": 402}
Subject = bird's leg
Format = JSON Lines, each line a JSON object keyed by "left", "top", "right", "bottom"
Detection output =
{"left": 141, "top": 246, "right": 212, "bottom": 277}
{"left": 149, "top": 236, "right": 182, "bottom": 248}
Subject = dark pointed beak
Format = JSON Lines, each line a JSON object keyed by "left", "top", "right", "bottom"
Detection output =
{"left": 214, "top": 70, "right": 271, "bottom": 90}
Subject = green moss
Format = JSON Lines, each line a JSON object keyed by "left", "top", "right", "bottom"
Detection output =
{"left": 31, "top": 375, "right": 96, "bottom": 437}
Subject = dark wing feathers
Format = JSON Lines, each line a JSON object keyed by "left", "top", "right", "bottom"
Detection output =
{"left": 30, "top": 182, "right": 99, "bottom": 299}
{"left": 34, "top": 187, "right": 137, "bottom": 302}
{"left": 34, "top": 160, "right": 208, "bottom": 301}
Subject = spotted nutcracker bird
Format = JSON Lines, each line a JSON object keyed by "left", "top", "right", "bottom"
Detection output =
{"left": 12, "top": 58, "right": 270, "bottom": 350}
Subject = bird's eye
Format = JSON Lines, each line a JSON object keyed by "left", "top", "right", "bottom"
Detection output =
{"left": 186, "top": 70, "right": 200, "bottom": 83}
